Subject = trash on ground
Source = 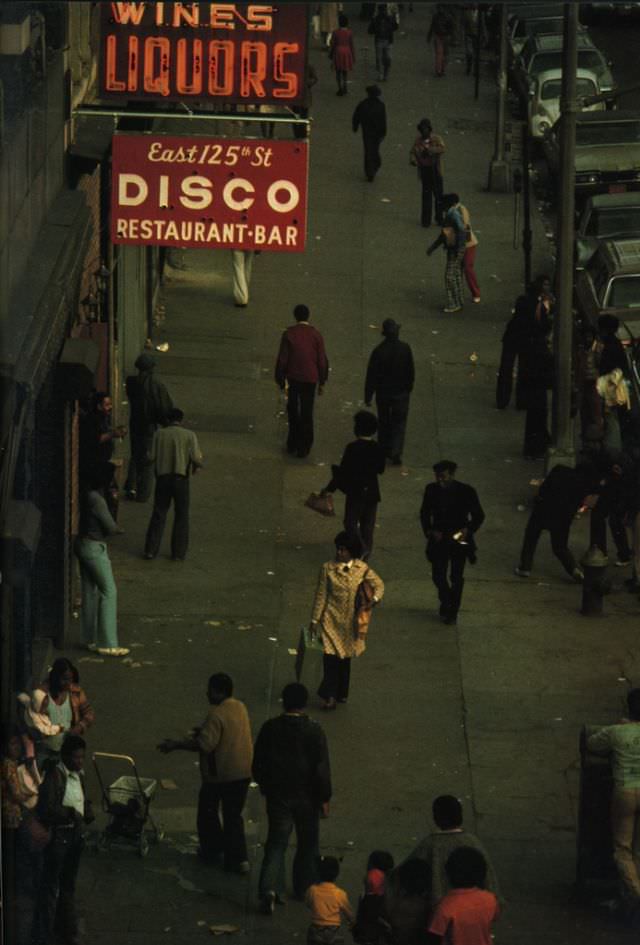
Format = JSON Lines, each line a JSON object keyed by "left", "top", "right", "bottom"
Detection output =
{"left": 469, "top": 352, "right": 478, "bottom": 364}
{"left": 237, "top": 624, "right": 252, "bottom": 630}
{"left": 78, "top": 657, "right": 105, "bottom": 664}
{"left": 288, "top": 648, "right": 298, "bottom": 656}
{"left": 368, "top": 324, "right": 378, "bottom": 329}
{"left": 209, "top": 925, "right": 241, "bottom": 936}
{"left": 517, "top": 504, "right": 526, "bottom": 512}
{"left": 268, "top": 636, "right": 278, "bottom": 642}
{"left": 380, "top": 197, "right": 391, "bottom": 203}
{"left": 160, "top": 779, "right": 178, "bottom": 790}
{"left": 205, "top": 620, "right": 223, "bottom": 627}
{"left": 267, "top": 571, "right": 275, "bottom": 575}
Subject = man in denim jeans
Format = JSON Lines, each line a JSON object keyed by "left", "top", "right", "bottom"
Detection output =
{"left": 588, "top": 688, "right": 640, "bottom": 920}
{"left": 252, "top": 683, "right": 332, "bottom": 914}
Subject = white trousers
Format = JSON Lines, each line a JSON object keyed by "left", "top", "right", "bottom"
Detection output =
{"left": 231, "top": 250, "right": 254, "bottom": 304}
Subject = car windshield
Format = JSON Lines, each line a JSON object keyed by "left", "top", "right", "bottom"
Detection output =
{"left": 576, "top": 121, "right": 640, "bottom": 146}
{"left": 606, "top": 276, "right": 640, "bottom": 309}
{"left": 586, "top": 208, "right": 640, "bottom": 237}
{"left": 531, "top": 49, "right": 605, "bottom": 77}
{"left": 541, "top": 78, "right": 596, "bottom": 100}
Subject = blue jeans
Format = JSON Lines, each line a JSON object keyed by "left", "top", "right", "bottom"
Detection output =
{"left": 74, "top": 538, "right": 118, "bottom": 648}
{"left": 258, "top": 795, "right": 319, "bottom": 898}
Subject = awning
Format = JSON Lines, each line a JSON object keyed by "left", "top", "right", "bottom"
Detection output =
{"left": 56, "top": 337, "right": 100, "bottom": 400}
{"left": 68, "top": 114, "right": 115, "bottom": 162}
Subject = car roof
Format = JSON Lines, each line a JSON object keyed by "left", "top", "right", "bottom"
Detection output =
{"left": 586, "top": 193, "right": 640, "bottom": 210}
{"left": 536, "top": 67, "right": 600, "bottom": 83}
{"left": 528, "top": 33, "right": 596, "bottom": 51}
{"left": 598, "top": 239, "right": 640, "bottom": 275}
{"left": 509, "top": 3, "right": 563, "bottom": 19}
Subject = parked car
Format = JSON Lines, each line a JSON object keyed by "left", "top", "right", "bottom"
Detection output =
{"left": 511, "top": 33, "right": 616, "bottom": 111}
{"left": 575, "top": 194, "right": 640, "bottom": 268}
{"left": 507, "top": 4, "right": 564, "bottom": 62}
{"left": 541, "top": 111, "right": 640, "bottom": 204}
{"left": 528, "top": 67, "right": 604, "bottom": 141}
{"left": 575, "top": 239, "right": 640, "bottom": 329}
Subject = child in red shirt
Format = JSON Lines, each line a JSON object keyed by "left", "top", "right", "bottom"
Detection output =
{"left": 353, "top": 850, "right": 394, "bottom": 944}
{"left": 426, "top": 847, "right": 499, "bottom": 945}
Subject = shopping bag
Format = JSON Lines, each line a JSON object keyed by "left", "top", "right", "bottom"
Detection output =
{"left": 294, "top": 626, "right": 324, "bottom": 681}
{"left": 305, "top": 491, "right": 335, "bottom": 517}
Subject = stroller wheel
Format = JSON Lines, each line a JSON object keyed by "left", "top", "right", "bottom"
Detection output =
{"left": 139, "top": 835, "right": 150, "bottom": 858}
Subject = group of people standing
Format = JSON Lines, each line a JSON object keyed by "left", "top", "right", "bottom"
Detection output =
{"left": 156, "top": 666, "right": 502, "bottom": 944}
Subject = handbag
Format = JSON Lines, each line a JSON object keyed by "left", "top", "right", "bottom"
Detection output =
{"left": 305, "top": 491, "right": 335, "bottom": 517}
{"left": 294, "top": 625, "right": 324, "bottom": 681}
{"left": 354, "top": 575, "right": 376, "bottom": 636}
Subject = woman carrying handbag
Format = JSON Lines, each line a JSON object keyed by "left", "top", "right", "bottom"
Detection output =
{"left": 309, "top": 532, "right": 384, "bottom": 711}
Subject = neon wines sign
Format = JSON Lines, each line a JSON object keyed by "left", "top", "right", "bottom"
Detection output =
{"left": 100, "top": 3, "right": 309, "bottom": 105}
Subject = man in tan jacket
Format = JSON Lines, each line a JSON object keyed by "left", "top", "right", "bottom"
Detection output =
{"left": 157, "top": 673, "right": 253, "bottom": 872}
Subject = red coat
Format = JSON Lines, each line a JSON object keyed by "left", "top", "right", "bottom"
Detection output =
{"left": 275, "top": 323, "right": 329, "bottom": 386}
{"left": 330, "top": 28, "right": 355, "bottom": 72}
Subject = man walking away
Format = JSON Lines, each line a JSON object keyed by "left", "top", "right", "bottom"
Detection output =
{"left": 588, "top": 687, "right": 640, "bottom": 926}
{"left": 514, "top": 462, "right": 601, "bottom": 581}
{"left": 144, "top": 407, "right": 203, "bottom": 561}
{"left": 157, "top": 673, "right": 253, "bottom": 873}
{"left": 124, "top": 353, "right": 173, "bottom": 502}
{"left": 427, "top": 4, "right": 455, "bottom": 77}
{"left": 365, "top": 318, "right": 414, "bottom": 465}
{"left": 368, "top": 4, "right": 398, "bottom": 81}
{"left": 253, "top": 682, "right": 332, "bottom": 913}
{"left": 275, "top": 304, "right": 329, "bottom": 458}
{"left": 420, "top": 460, "right": 485, "bottom": 625}
{"left": 352, "top": 85, "right": 387, "bottom": 182}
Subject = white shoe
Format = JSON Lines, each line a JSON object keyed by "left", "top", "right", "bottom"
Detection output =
{"left": 97, "top": 647, "right": 130, "bottom": 657}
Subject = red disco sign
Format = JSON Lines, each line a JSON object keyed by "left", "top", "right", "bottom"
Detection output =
{"left": 100, "top": 2, "right": 308, "bottom": 106}
{"left": 110, "top": 134, "right": 308, "bottom": 252}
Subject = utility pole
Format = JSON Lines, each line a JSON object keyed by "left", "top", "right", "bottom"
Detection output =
{"left": 549, "top": 2, "right": 578, "bottom": 466}
{"left": 488, "top": 4, "right": 510, "bottom": 192}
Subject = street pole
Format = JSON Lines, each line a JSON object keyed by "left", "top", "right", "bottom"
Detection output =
{"left": 521, "top": 121, "right": 532, "bottom": 288}
{"left": 550, "top": 2, "right": 578, "bottom": 465}
{"left": 488, "top": 4, "right": 510, "bottom": 192}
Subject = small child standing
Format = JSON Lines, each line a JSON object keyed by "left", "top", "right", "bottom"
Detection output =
{"left": 353, "top": 850, "right": 395, "bottom": 944}
{"left": 426, "top": 847, "right": 499, "bottom": 945}
{"left": 305, "top": 855, "right": 354, "bottom": 945}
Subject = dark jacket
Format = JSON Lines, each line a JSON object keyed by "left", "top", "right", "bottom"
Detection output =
{"left": 516, "top": 323, "right": 553, "bottom": 411}
{"left": 37, "top": 763, "right": 90, "bottom": 828}
{"left": 420, "top": 481, "right": 485, "bottom": 559}
{"left": 368, "top": 10, "right": 398, "bottom": 42}
{"left": 252, "top": 713, "right": 332, "bottom": 804}
{"left": 598, "top": 336, "right": 627, "bottom": 377}
{"left": 328, "top": 439, "right": 386, "bottom": 503}
{"left": 535, "top": 464, "right": 597, "bottom": 522}
{"left": 365, "top": 338, "right": 415, "bottom": 402}
{"left": 275, "top": 323, "right": 329, "bottom": 387}
{"left": 352, "top": 97, "right": 387, "bottom": 141}
{"left": 125, "top": 369, "right": 173, "bottom": 435}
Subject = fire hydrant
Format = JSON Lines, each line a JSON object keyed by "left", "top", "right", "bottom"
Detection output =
{"left": 580, "top": 546, "right": 610, "bottom": 616}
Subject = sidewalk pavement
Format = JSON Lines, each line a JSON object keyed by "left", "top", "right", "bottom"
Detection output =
{"left": 70, "top": 8, "right": 638, "bottom": 945}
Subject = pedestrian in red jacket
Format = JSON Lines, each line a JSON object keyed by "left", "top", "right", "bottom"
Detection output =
{"left": 275, "top": 305, "right": 329, "bottom": 458}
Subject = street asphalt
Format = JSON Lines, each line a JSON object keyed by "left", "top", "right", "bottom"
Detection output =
{"left": 65, "top": 6, "right": 639, "bottom": 944}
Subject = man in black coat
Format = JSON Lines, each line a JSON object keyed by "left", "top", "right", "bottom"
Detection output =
{"left": 352, "top": 84, "right": 387, "bottom": 182}
{"left": 365, "top": 318, "right": 415, "bottom": 465}
{"left": 515, "top": 462, "right": 601, "bottom": 580}
{"left": 324, "top": 410, "right": 386, "bottom": 558}
{"left": 420, "top": 460, "right": 485, "bottom": 625}
{"left": 124, "top": 353, "right": 173, "bottom": 502}
{"left": 253, "top": 683, "right": 331, "bottom": 914}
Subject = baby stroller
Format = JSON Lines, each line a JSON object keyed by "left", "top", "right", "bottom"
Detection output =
{"left": 93, "top": 752, "right": 160, "bottom": 857}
